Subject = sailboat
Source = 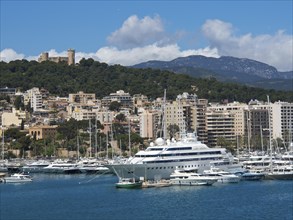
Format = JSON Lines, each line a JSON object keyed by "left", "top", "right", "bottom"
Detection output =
{"left": 113, "top": 166, "right": 142, "bottom": 189}
{"left": 115, "top": 177, "right": 143, "bottom": 189}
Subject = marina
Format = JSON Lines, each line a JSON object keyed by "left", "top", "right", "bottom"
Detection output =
{"left": 0, "top": 173, "right": 292, "bottom": 220}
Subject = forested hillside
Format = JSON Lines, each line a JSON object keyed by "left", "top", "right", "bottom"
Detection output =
{"left": 0, "top": 59, "right": 292, "bottom": 102}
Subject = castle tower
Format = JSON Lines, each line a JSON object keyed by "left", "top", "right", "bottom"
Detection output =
{"left": 67, "top": 49, "right": 75, "bottom": 65}
{"left": 38, "top": 52, "right": 49, "bottom": 62}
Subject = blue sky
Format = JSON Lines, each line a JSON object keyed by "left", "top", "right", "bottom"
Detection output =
{"left": 1, "top": 0, "right": 292, "bottom": 71}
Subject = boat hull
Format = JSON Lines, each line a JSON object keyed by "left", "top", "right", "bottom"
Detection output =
{"left": 265, "top": 173, "right": 293, "bottom": 180}
{"left": 170, "top": 178, "right": 216, "bottom": 186}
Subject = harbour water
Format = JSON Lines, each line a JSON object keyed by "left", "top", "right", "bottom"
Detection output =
{"left": 1, "top": 174, "right": 292, "bottom": 220}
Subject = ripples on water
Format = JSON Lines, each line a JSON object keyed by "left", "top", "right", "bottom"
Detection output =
{"left": 1, "top": 174, "right": 292, "bottom": 220}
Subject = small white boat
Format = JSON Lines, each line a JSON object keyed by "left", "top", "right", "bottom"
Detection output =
{"left": 203, "top": 167, "right": 240, "bottom": 183}
{"left": 3, "top": 173, "right": 33, "bottom": 183}
{"left": 169, "top": 169, "right": 217, "bottom": 186}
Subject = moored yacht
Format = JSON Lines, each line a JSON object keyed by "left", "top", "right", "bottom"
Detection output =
{"left": 106, "top": 133, "right": 244, "bottom": 181}
{"left": 265, "top": 165, "right": 293, "bottom": 180}
{"left": 43, "top": 160, "right": 81, "bottom": 174}
{"left": 77, "top": 159, "right": 110, "bottom": 174}
{"left": 169, "top": 168, "right": 217, "bottom": 186}
{"left": 202, "top": 167, "right": 240, "bottom": 183}
{"left": 3, "top": 173, "right": 33, "bottom": 183}
{"left": 21, "top": 160, "right": 51, "bottom": 173}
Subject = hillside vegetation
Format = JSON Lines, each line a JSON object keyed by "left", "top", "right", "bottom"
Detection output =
{"left": 0, "top": 59, "right": 292, "bottom": 103}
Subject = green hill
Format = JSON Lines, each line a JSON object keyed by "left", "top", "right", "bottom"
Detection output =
{"left": 0, "top": 59, "right": 292, "bottom": 103}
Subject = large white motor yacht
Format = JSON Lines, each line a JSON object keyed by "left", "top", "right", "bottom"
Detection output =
{"left": 107, "top": 133, "right": 244, "bottom": 180}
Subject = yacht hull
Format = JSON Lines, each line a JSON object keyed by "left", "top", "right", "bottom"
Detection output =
{"left": 107, "top": 161, "right": 240, "bottom": 181}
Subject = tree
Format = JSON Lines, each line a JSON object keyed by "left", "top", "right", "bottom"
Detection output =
{"left": 167, "top": 124, "right": 180, "bottom": 138}
{"left": 115, "top": 113, "right": 126, "bottom": 122}
{"left": 14, "top": 95, "right": 24, "bottom": 110}
{"left": 109, "top": 101, "right": 121, "bottom": 112}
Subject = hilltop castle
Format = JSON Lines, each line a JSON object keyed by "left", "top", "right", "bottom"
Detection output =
{"left": 38, "top": 49, "right": 75, "bottom": 65}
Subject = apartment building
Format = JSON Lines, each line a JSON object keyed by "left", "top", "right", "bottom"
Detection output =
{"left": 24, "top": 87, "right": 43, "bottom": 112}
{"left": 1, "top": 108, "right": 27, "bottom": 127}
{"left": 206, "top": 110, "right": 235, "bottom": 147}
{"left": 271, "top": 101, "right": 293, "bottom": 144}
{"left": 139, "top": 109, "right": 160, "bottom": 139}
{"left": 68, "top": 91, "right": 96, "bottom": 105}
{"left": 101, "top": 90, "right": 133, "bottom": 109}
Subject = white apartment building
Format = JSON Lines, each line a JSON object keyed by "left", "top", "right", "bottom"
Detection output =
{"left": 71, "top": 110, "right": 97, "bottom": 121}
{"left": 271, "top": 101, "right": 293, "bottom": 144}
{"left": 101, "top": 90, "right": 133, "bottom": 108}
{"left": 96, "top": 111, "right": 115, "bottom": 125}
{"left": 24, "top": 87, "right": 43, "bottom": 112}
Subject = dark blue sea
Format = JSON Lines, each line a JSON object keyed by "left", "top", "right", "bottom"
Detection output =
{"left": 1, "top": 174, "right": 292, "bottom": 220}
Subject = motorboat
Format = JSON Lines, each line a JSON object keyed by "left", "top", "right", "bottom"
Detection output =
{"left": 77, "top": 159, "right": 110, "bottom": 174}
{"left": 115, "top": 178, "right": 143, "bottom": 189}
{"left": 21, "top": 160, "right": 51, "bottom": 173}
{"left": 202, "top": 167, "right": 240, "bottom": 183}
{"left": 238, "top": 169, "right": 265, "bottom": 181}
{"left": 43, "top": 160, "right": 81, "bottom": 174}
{"left": 106, "top": 132, "right": 244, "bottom": 181}
{"left": 169, "top": 168, "right": 217, "bottom": 186}
{"left": 265, "top": 165, "right": 293, "bottom": 180}
{"left": 2, "top": 173, "right": 33, "bottom": 183}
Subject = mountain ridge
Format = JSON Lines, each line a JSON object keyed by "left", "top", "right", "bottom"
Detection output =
{"left": 132, "top": 55, "right": 292, "bottom": 91}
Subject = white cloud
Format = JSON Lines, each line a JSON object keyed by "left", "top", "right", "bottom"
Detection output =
{"left": 0, "top": 48, "right": 25, "bottom": 62}
{"left": 202, "top": 19, "right": 293, "bottom": 71}
{"left": 107, "top": 15, "right": 166, "bottom": 49}
{"left": 95, "top": 44, "right": 218, "bottom": 66}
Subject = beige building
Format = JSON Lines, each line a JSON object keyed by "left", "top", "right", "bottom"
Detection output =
{"left": 1, "top": 108, "right": 27, "bottom": 127}
{"left": 206, "top": 110, "right": 235, "bottom": 147}
{"left": 195, "top": 99, "right": 208, "bottom": 144}
{"left": 69, "top": 91, "right": 96, "bottom": 104}
{"left": 29, "top": 125, "right": 58, "bottom": 140}
{"left": 208, "top": 102, "right": 248, "bottom": 136}
{"left": 139, "top": 109, "right": 160, "bottom": 139}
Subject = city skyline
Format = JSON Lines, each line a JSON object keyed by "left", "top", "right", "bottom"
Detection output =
{"left": 0, "top": 1, "right": 292, "bottom": 71}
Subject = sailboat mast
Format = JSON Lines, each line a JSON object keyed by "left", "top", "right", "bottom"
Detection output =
{"left": 163, "top": 89, "right": 167, "bottom": 140}
{"left": 95, "top": 116, "right": 98, "bottom": 158}
{"left": 77, "top": 129, "right": 80, "bottom": 160}
{"left": 128, "top": 118, "right": 131, "bottom": 156}
{"left": 267, "top": 95, "right": 272, "bottom": 171}
{"left": 89, "top": 119, "right": 92, "bottom": 158}
{"left": 260, "top": 124, "right": 264, "bottom": 154}
{"left": 1, "top": 127, "right": 4, "bottom": 160}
